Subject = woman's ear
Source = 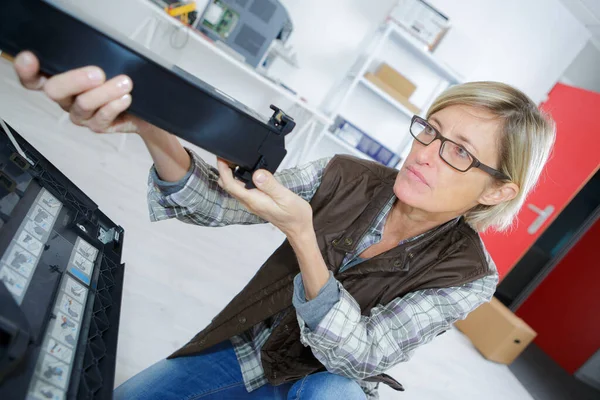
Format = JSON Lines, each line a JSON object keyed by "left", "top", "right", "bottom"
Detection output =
{"left": 478, "top": 182, "right": 519, "bottom": 206}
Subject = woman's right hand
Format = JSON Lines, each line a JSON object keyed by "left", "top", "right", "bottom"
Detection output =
{"left": 13, "top": 50, "right": 147, "bottom": 134}
{"left": 13, "top": 51, "right": 195, "bottom": 181}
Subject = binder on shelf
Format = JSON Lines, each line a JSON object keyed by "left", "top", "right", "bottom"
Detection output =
{"left": 332, "top": 117, "right": 401, "bottom": 167}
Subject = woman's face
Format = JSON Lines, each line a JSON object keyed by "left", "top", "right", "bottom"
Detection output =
{"left": 394, "top": 105, "right": 514, "bottom": 217}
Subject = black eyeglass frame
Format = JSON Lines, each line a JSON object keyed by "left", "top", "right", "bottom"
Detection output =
{"left": 410, "top": 115, "right": 511, "bottom": 181}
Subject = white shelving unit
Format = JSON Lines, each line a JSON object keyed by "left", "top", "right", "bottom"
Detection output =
{"left": 309, "top": 19, "right": 464, "bottom": 167}
{"left": 358, "top": 76, "right": 414, "bottom": 118}
{"left": 386, "top": 23, "right": 463, "bottom": 83}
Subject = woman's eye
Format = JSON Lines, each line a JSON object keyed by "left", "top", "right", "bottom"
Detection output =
{"left": 456, "top": 146, "right": 470, "bottom": 159}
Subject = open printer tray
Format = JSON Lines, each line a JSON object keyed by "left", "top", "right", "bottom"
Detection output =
{"left": 0, "top": 120, "right": 125, "bottom": 400}
{"left": 0, "top": 0, "right": 295, "bottom": 187}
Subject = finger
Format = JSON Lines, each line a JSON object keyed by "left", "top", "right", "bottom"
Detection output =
{"left": 216, "top": 160, "right": 253, "bottom": 200}
{"left": 14, "top": 51, "right": 46, "bottom": 90}
{"left": 216, "top": 160, "right": 246, "bottom": 189}
{"left": 217, "top": 157, "right": 236, "bottom": 169}
{"left": 216, "top": 161, "right": 282, "bottom": 219}
{"left": 252, "top": 169, "right": 287, "bottom": 201}
{"left": 70, "top": 75, "right": 133, "bottom": 123}
{"left": 85, "top": 94, "right": 132, "bottom": 133}
{"left": 43, "top": 66, "right": 106, "bottom": 111}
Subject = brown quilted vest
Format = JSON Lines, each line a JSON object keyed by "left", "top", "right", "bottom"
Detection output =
{"left": 167, "top": 155, "right": 495, "bottom": 392}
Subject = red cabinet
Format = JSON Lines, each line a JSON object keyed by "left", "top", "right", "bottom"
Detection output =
{"left": 515, "top": 218, "right": 600, "bottom": 374}
{"left": 481, "top": 83, "right": 600, "bottom": 280}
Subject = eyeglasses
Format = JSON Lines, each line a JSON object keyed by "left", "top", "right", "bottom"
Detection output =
{"left": 409, "top": 116, "right": 511, "bottom": 181}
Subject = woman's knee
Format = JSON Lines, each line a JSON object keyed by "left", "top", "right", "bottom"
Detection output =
{"left": 287, "top": 372, "right": 366, "bottom": 400}
{"left": 114, "top": 341, "right": 241, "bottom": 400}
{"left": 114, "top": 358, "right": 176, "bottom": 400}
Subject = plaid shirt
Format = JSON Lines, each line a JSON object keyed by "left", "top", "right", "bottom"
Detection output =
{"left": 147, "top": 150, "right": 499, "bottom": 399}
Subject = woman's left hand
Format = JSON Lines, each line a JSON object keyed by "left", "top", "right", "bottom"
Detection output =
{"left": 216, "top": 160, "right": 313, "bottom": 237}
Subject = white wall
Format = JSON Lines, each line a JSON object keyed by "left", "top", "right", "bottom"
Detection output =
{"left": 561, "top": 40, "right": 600, "bottom": 93}
{"left": 269, "top": 0, "right": 592, "bottom": 105}
{"left": 267, "top": 0, "right": 397, "bottom": 104}
{"left": 426, "top": 0, "right": 590, "bottom": 104}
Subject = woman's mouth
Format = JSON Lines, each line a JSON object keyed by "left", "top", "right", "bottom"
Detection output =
{"left": 406, "top": 166, "right": 429, "bottom": 187}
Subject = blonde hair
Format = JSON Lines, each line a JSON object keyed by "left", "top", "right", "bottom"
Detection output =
{"left": 427, "top": 82, "right": 556, "bottom": 232}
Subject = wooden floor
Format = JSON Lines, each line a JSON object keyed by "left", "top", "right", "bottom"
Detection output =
{"left": 0, "top": 58, "right": 534, "bottom": 399}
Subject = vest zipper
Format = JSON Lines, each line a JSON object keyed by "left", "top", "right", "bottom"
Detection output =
{"left": 338, "top": 194, "right": 397, "bottom": 274}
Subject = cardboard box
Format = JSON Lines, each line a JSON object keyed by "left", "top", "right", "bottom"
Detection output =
{"left": 364, "top": 72, "right": 421, "bottom": 115}
{"left": 374, "top": 63, "right": 417, "bottom": 98}
{"left": 454, "top": 297, "right": 537, "bottom": 365}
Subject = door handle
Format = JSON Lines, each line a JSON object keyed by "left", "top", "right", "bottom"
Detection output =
{"left": 527, "top": 204, "right": 555, "bottom": 234}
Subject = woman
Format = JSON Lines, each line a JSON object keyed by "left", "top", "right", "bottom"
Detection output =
{"left": 13, "top": 51, "right": 555, "bottom": 399}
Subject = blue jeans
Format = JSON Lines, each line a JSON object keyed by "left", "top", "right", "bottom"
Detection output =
{"left": 114, "top": 340, "right": 366, "bottom": 400}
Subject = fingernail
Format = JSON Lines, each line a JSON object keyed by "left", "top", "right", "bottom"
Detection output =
{"left": 117, "top": 77, "right": 132, "bottom": 91}
{"left": 255, "top": 172, "right": 266, "bottom": 184}
{"left": 16, "top": 52, "right": 33, "bottom": 67}
{"left": 118, "top": 94, "right": 131, "bottom": 105}
{"left": 87, "top": 68, "right": 103, "bottom": 82}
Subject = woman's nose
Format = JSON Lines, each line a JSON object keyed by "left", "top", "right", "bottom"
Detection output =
{"left": 414, "top": 139, "right": 441, "bottom": 165}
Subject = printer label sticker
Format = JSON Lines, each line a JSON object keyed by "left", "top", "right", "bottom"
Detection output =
{"left": 29, "top": 378, "right": 65, "bottom": 400}
{"left": 51, "top": 312, "right": 79, "bottom": 349}
{"left": 46, "top": 337, "right": 74, "bottom": 364}
{"left": 16, "top": 229, "right": 44, "bottom": 257}
{"left": 38, "top": 189, "right": 62, "bottom": 216}
{"left": 29, "top": 204, "right": 55, "bottom": 231}
{"left": 75, "top": 237, "right": 98, "bottom": 262}
{"left": 63, "top": 275, "right": 87, "bottom": 305}
{"left": 67, "top": 252, "right": 94, "bottom": 286}
{"left": 0, "top": 264, "right": 27, "bottom": 298}
{"left": 3, "top": 243, "right": 37, "bottom": 278}
{"left": 57, "top": 292, "right": 83, "bottom": 322}
{"left": 24, "top": 217, "right": 50, "bottom": 242}
{"left": 36, "top": 353, "right": 69, "bottom": 390}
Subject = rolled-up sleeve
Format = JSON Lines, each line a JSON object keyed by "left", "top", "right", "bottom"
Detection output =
{"left": 292, "top": 272, "right": 340, "bottom": 331}
{"left": 150, "top": 159, "right": 194, "bottom": 196}
{"left": 296, "top": 271, "right": 499, "bottom": 380}
{"left": 146, "top": 148, "right": 332, "bottom": 227}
